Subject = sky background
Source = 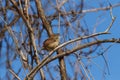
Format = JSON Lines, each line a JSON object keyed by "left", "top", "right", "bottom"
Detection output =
{"left": 83, "top": 0, "right": 120, "bottom": 80}
{"left": 0, "top": 0, "right": 120, "bottom": 80}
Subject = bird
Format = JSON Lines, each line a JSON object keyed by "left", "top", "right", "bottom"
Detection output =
{"left": 42, "top": 34, "right": 60, "bottom": 51}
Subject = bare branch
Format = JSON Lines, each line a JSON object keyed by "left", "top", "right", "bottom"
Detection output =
{"left": 35, "top": 0, "right": 53, "bottom": 36}
{"left": 9, "top": 69, "right": 21, "bottom": 80}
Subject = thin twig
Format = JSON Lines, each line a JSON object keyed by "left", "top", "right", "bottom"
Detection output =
{"left": 0, "top": 16, "right": 28, "bottom": 69}
{"left": 105, "top": 1, "right": 116, "bottom": 32}
{"left": 9, "top": 69, "right": 21, "bottom": 80}
{"left": 100, "top": 41, "right": 118, "bottom": 75}
{"left": 79, "top": 60, "right": 90, "bottom": 80}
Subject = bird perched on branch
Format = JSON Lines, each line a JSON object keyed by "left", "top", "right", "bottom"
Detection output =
{"left": 42, "top": 34, "right": 60, "bottom": 51}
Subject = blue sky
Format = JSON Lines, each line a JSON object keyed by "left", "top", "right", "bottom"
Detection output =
{"left": 82, "top": 0, "right": 120, "bottom": 80}
{"left": 1, "top": 0, "right": 120, "bottom": 80}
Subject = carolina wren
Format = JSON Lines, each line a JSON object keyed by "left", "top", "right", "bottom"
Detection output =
{"left": 42, "top": 34, "right": 60, "bottom": 51}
